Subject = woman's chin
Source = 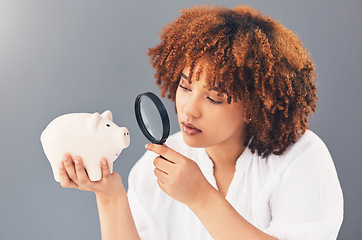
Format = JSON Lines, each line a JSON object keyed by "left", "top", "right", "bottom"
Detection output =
{"left": 181, "top": 132, "right": 207, "bottom": 148}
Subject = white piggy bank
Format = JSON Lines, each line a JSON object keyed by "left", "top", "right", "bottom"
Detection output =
{"left": 41, "top": 110, "right": 130, "bottom": 182}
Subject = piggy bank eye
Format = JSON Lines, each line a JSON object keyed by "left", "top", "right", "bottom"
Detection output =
{"left": 106, "top": 124, "right": 111, "bottom": 127}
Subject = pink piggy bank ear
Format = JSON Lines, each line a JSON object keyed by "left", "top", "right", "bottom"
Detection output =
{"left": 101, "top": 110, "right": 113, "bottom": 121}
{"left": 87, "top": 112, "right": 102, "bottom": 130}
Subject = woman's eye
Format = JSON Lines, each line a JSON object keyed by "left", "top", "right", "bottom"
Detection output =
{"left": 207, "top": 97, "right": 223, "bottom": 104}
{"left": 179, "top": 84, "right": 191, "bottom": 92}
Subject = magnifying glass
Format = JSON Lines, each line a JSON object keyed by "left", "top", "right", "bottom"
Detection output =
{"left": 134, "top": 92, "right": 170, "bottom": 144}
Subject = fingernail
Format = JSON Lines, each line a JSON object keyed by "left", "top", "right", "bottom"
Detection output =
{"left": 59, "top": 162, "right": 64, "bottom": 169}
{"left": 74, "top": 159, "right": 79, "bottom": 165}
{"left": 102, "top": 159, "right": 107, "bottom": 166}
{"left": 63, "top": 155, "right": 68, "bottom": 161}
{"left": 145, "top": 143, "right": 150, "bottom": 149}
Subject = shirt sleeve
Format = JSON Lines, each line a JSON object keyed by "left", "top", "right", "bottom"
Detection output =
{"left": 264, "top": 136, "right": 344, "bottom": 240}
{"left": 127, "top": 151, "right": 164, "bottom": 240}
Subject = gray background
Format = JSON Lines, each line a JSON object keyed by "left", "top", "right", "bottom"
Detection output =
{"left": 0, "top": 0, "right": 360, "bottom": 239}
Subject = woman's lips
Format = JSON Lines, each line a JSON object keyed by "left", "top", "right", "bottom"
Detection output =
{"left": 181, "top": 121, "right": 202, "bottom": 135}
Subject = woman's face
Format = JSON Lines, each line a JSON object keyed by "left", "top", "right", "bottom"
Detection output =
{"left": 175, "top": 61, "right": 247, "bottom": 150}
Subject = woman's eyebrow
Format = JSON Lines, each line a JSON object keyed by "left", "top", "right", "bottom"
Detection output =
{"left": 210, "top": 86, "right": 219, "bottom": 91}
{"left": 180, "top": 72, "right": 226, "bottom": 93}
{"left": 181, "top": 72, "right": 188, "bottom": 80}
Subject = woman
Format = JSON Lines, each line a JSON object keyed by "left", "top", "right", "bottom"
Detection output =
{"left": 59, "top": 5, "right": 343, "bottom": 240}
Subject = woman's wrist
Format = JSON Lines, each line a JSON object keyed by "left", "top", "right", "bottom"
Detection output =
{"left": 95, "top": 184, "right": 140, "bottom": 240}
{"left": 95, "top": 186, "right": 127, "bottom": 204}
{"left": 188, "top": 182, "right": 218, "bottom": 211}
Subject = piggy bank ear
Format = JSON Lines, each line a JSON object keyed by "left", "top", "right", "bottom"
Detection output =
{"left": 87, "top": 112, "right": 101, "bottom": 130}
{"left": 101, "top": 110, "right": 113, "bottom": 121}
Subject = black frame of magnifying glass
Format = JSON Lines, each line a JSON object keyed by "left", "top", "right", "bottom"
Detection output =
{"left": 134, "top": 92, "right": 170, "bottom": 144}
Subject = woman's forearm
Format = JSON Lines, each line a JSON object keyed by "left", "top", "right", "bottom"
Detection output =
{"left": 189, "top": 187, "right": 277, "bottom": 240}
{"left": 96, "top": 189, "right": 140, "bottom": 240}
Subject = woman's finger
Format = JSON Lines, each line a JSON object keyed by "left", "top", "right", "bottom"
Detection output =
{"left": 154, "top": 167, "right": 169, "bottom": 183}
{"left": 74, "top": 156, "right": 90, "bottom": 187}
{"left": 156, "top": 179, "right": 166, "bottom": 192}
{"left": 59, "top": 161, "right": 78, "bottom": 188}
{"left": 145, "top": 143, "right": 183, "bottom": 164}
{"left": 153, "top": 156, "right": 173, "bottom": 175}
{"left": 101, "top": 158, "right": 111, "bottom": 181}
{"left": 63, "top": 154, "right": 78, "bottom": 183}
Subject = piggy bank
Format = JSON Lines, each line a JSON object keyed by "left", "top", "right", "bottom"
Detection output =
{"left": 40, "top": 110, "right": 130, "bottom": 182}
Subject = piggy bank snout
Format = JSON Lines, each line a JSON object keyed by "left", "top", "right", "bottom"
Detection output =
{"left": 118, "top": 127, "right": 130, "bottom": 148}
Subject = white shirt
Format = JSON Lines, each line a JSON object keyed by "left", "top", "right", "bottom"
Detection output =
{"left": 128, "top": 130, "right": 343, "bottom": 240}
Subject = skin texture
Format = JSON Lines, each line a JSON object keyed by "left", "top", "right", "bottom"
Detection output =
{"left": 176, "top": 60, "right": 248, "bottom": 196}
{"left": 176, "top": 62, "right": 247, "bottom": 151}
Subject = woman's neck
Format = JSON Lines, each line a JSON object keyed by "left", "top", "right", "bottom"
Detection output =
{"left": 205, "top": 139, "right": 246, "bottom": 169}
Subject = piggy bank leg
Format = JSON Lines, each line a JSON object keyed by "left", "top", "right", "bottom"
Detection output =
{"left": 86, "top": 162, "right": 102, "bottom": 182}
{"left": 108, "top": 159, "right": 114, "bottom": 175}
{"left": 85, "top": 159, "right": 114, "bottom": 181}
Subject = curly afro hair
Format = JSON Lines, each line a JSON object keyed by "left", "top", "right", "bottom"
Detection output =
{"left": 148, "top": 5, "right": 317, "bottom": 158}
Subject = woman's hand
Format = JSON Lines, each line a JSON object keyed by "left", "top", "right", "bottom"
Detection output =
{"left": 59, "top": 154, "right": 140, "bottom": 239}
{"left": 59, "top": 154, "right": 125, "bottom": 199}
{"left": 145, "top": 143, "right": 214, "bottom": 208}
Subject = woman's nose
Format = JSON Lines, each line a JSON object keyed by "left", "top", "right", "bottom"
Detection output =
{"left": 182, "top": 94, "right": 201, "bottom": 118}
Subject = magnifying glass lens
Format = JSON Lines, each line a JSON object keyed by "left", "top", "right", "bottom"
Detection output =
{"left": 135, "top": 92, "right": 170, "bottom": 144}
{"left": 140, "top": 96, "right": 163, "bottom": 140}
